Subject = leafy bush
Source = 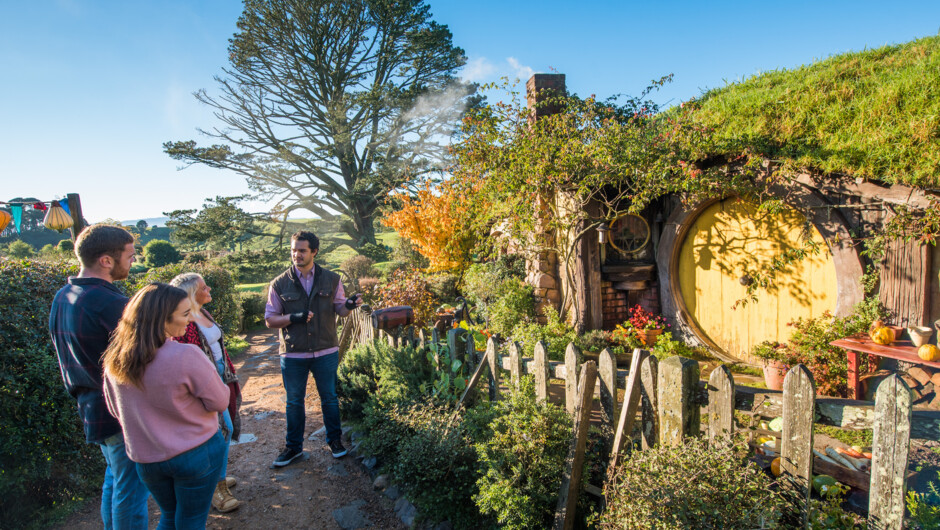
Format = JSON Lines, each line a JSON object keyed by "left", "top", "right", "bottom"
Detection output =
{"left": 337, "top": 341, "right": 434, "bottom": 420}
{"left": 358, "top": 242, "right": 393, "bottom": 262}
{"left": 486, "top": 279, "right": 535, "bottom": 337}
{"left": 461, "top": 262, "right": 504, "bottom": 308}
{"left": 341, "top": 254, "right": 378, "bottom": 282}
{"left": 510, "top": 306, "right": 578, "bottom": 361}
{"left": 6, "top": 239, "right": 35, "bottom": 258}
{"left": 357, "top": 277, "right": 381, "bottom": 305}
{"left": 650, "top": 332, "right": 706, "bottom": 361}
{"left": 375, "top": 268, "right": 437, "bottom": 326}
{"left": 238, "top": 291, "right": 267, "bottom": 331}
{"left": 426, "top": 272, "right": 460, "bottom": 303}
{"left": 122, "top": 262, "right": 240, "bottom": 337}
{"left": 601, "top": 437, "right": 786, "bottom": 529}
{"left": 786, "top": 297, "right": 888, "bottom": 396}
{"left": 214, "top": 249, "right": 287, "bottom": 283}
{"left": 0, "top": 259, "right": 101, "bottom": 525}
{"left": 473, "top": 377, "right": 573, "bottom": 530}
{"left": 574, "top": 329, "right": 613, "bottom": 353}
{"left": 142, "top": 239, "right": 182, "bottom": 267}
{"left": 56, "top": 239, "right": 74, "bottom": 253}
{"left": 394, "top": 237, "right": 430, "bottom": 270}
{"left": 907, "top": 471, "right": 940, "bottom": 530}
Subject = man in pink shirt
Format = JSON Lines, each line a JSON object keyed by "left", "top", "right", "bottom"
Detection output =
{"left": 265, "top": 231, "right": 362, "bottom": 467}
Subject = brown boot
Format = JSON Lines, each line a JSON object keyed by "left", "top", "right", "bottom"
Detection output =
{"left": 212, "top": 480, "right": 241, "bottom": 513}
{"left": 225, "top": 476, "right": 237, "bottom": 489}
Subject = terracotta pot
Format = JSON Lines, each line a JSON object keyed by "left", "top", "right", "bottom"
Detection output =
{"left": 908, "top": 326, "right": 933, "bottom": 347}
{"left": 886, "top": 325, "right": 904, "bottom": 343}
{"left": 636, "top": 328, "right": 664, "bottom": 347}
{"left": 762, "top": 359, "right": 790, "bottom": 391}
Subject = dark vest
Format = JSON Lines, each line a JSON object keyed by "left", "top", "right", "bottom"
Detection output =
{"left": 270, "top": 264, "right": 341, "bottom": 354}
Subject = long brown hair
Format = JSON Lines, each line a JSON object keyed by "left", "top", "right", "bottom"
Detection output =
{"left": 103, "top": 283, "right": 188, "bottom": 388}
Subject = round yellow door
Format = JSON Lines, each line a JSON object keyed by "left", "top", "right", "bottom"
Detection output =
{"left": 677, "top": 198, "right": 838, "bottom": 363}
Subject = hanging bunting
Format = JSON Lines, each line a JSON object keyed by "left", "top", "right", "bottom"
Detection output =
{"left": 58, "top": 199, "right": 71, "bottom": 216}
{"left": 0, "top": 209, "right": 10, "bottom": 233}
{"left": 33, "top": 201, "right": 48, "bottom": 211}
{"left": 11, "top": 204, "right": 23, "bottom": 232}
{"left": 44, "top": 203, "right": 73, "bottom": 231}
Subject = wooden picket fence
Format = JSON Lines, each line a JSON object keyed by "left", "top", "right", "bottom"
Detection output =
{"left": 341, "top": 313, "right": 937, "bottom": 530}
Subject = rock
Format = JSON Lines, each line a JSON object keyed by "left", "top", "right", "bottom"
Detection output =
{"left": 384, "top": 485, "right": 401, "bottom": 500}
{"left": 328, "top": 463, "right": 349, "bottom": 477}
{"left": 433, "top": 522, "right": 454, "bottom": 530}
{"left": 333, "top": 499, "right": 371, "bottom": 529}
{"left": 362, "top": 456, "right": 377, "bottom": 471}
{"left": 908, "top": 366, "right": 934, "bottom": 386}
{"left": 394, "top": 497, "right": 409, "bottom": 513}
{"left": 373, "top": 474, "right": 388, "bottom": 490}
{"left": 399, "top": 503, "right": 417, "bottom": 527}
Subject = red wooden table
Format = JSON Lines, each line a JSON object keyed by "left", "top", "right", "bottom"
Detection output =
{"left": 830, "top": 335, "right": 940, "bottom": 400}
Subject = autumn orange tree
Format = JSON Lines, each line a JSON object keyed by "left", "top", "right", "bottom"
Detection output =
{"left": 383, "top": 178, "right": 479, "bottom": 272}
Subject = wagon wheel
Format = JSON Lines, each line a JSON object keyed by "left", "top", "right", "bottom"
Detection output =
{"left": 607, "top": 214, "right": 651, "bottom": 258}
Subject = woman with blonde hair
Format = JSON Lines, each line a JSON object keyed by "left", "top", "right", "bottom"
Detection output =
{"left": 103, "top": 283, "right": 229, "bottom": 530}
{"left": 169, "top": 272, "right": 242, "bottom": 512}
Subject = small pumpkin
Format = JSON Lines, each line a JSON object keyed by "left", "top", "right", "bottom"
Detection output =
{"left": 771, "top": 457, "right": 782, "bottom": 477}
{"left": 870, "top": 326, "right": 893, "bottom": 345}
{"left": 918, "top": 344, "right": 940, "bottom": 362}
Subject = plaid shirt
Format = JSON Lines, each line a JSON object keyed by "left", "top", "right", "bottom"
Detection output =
{"left": 49, "top": 277, "right": 128, "bottom": 443}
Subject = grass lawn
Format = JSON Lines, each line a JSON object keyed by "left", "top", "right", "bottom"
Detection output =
{"left": 236, "top": 283, "right": 267, "bottom": 293}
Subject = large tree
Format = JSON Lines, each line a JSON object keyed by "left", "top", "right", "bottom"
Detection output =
{"left": 165, "top": 195, "right": 276, "bottom": 251}
{"left": 164, "top": 0, "right": 472, "bottom": 246}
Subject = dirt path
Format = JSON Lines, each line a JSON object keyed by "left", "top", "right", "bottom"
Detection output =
{"left": 58, "top": 330, "right": 404, "bottom": 530}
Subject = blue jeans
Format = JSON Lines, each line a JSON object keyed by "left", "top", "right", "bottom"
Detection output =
{"left": 215, "top": 357, "right": 233, "bottom": 480}
{"left": 99, "top": 432, "right": 149, "bottom": 529}
{"left": 280, "top": 353, "right": 341, "bottom": 451}
{"left": 136, "top": 431, "right": 225, "bottom": 530}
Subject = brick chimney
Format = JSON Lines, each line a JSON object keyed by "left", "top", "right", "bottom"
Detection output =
{"left": 526, "top": 73, "right": 566, "bottom": 124}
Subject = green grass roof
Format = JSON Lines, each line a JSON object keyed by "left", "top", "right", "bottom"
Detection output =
{"left": 686, "top": 35, "right": 940, "bottom": 188}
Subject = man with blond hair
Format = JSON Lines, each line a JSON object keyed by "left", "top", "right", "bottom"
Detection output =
{"left": 49, "top": 224, "right": 148, "bottom": 529}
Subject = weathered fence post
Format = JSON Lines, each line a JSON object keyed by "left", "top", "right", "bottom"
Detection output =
{"left": 417, "top": 328, "right": 426, "bottom": 349}
{"left": 447, "top": 328, "right": 467, "bottom": 366}
{"left": 610, "top": 349, "right": 649, "bottom": 471}
{"left": 508, "top": 342, "right": 523, "bottom": 387}
{"left": 598, "top": 348, "right": 618, "bottom": 424}
{"left": 658, "top": 356, "right": 700, "bottom": 446}
{"left": 431, "top": 327, "right": 440, "bottom": 348}
{"left": 868, "top": 374, "right": 913, "bottom": 530}
{"left": 564, "top": 343, "right": 580, "bottom": 415}
{"left": 405, "top": 326, "right": 415, "bottom": 348}
{"left": 534, "top": 341, "right": 549, "bottom": 402}
{"left": 707, "top": 365, "right": 735, "bottom": 444}
{"left": 640, "top": 355, "right": 659, "bottom": 450}
{"left": 781, "top": 365, "right": 816, "bottom": 528}
{"left": 466, "top": 334, "right": 477, "bottom": 373}
{"left": 553, "top": 361, "right": 598, "bottom": 530}
{"left": 486, "top": 337, "right": 500, "bottom": 401}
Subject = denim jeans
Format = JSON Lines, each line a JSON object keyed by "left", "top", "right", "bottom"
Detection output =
{"left": 136, "top": 431, "right": 225, "bottom": 530}
{"left": 214, "top": 357, "right": 233, "bottom": 480}
{"left": 99, "top": 432, "right": 149, "bottom": 529}
{"left": 280, "top": 353, "right": 341, "bottom": 451}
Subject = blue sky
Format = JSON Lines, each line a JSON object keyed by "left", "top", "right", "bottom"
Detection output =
{"left": 1, "top": 0, "right": 938, "bottom": 223}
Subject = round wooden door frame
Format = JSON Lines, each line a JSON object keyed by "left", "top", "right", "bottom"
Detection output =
{"left": 655, "top": 184, "right": 864, "bottom": 363}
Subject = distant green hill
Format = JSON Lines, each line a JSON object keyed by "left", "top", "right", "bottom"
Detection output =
{"left": 685, "top": 34, "right": 940, "bottom": 188}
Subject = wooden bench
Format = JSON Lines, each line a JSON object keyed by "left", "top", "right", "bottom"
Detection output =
{"left": 830, "top": 335, "right": 940, "bottom": 400}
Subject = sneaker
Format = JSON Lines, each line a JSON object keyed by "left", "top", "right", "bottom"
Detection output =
{"left": 272, "top": 447, "right": 303, "bottom": 467}
{"left": 329, "top": 439, "right": 347, "bottom": 458}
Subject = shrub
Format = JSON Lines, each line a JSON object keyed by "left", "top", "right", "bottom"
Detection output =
{"left": 337, "top": 341, "right": 434, "bottom": 420}
{"left": 474, "top": 377, "right": 573, "bottom": 530}
{"left": 461, "top": 262, "right": 503, "bottom": 308}
{"left": 426, "top": 272, "right": 460, "bottom": 303}
{"left": 650, "top": 332, "right": 706, "bottom": 361}
{"left": 786, "top": 297, "right": 888, "bottom": 396}
{"left": 907, "top": 471, "right": 940, "bottom": 530}
{"left": 600, "top": 437, "right": 786, "bottom": 529}
{"left": 358, "top": 242, "right": 393, "bottom": 262}
{"left": 574, "top": 329, "right": 613, "bottom": 353}
{"left": 6, "top": 239, "right": 35, "bottom": 258}
{"left": 341, "top": 254, "right": 378, "bottom": 282}
{"left": 122, "top": 262, "right": 240, "bottom": 337}
{"left": 56, "top": 239, "right": 74, "bottom": 253}
{"left": 511, "top": 306, "right": 578, "bottom": 361}
{"left": 357, "top": 277, "right": 381, "bottom": 305}
{"left": 238, "top": 291, "right": 267, "bottom": 331}
{"left": 394, "top": 237, "right": 430, "bottom": 270}
{"left": 376, "top": 268, "right": 437, "bottom": 326}
{"left": 0, "top": 259, "right": 101, "bottom": 525}
{"left": 142, "top": 239, "right": 182, "bottom": 267}
{"left": 214, "top": 249, "right": 287, "bottom": 283}
{"left": 486, "top": 279, "right": 535, "bottom": 337}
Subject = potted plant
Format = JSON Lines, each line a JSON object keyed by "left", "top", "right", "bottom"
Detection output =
{"left": 751, "top": 341, "right": 797, "bottom": 390}
{"left": 617, "top": 305, "right": 669, "bottom": 348}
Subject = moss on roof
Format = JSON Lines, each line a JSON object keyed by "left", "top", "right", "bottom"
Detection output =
{"left": 686, "top": 34, "right": 940, "bottom": 188}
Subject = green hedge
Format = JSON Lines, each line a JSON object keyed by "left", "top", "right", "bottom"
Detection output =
{"left": 0, "top": 258, "right": 101, "bottom": 526}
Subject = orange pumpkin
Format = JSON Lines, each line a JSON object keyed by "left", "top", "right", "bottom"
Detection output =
{"left": 918, "top": 344, "right": 940, "bottom": 362}
{"left": 771, "top": 457, "right": 782, "bottom": 477}
{"left": 869, "top": 326, "right": 893, "bottom": 345}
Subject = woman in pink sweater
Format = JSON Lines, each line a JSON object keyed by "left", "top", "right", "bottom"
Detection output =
{"left": 103, "top": 283, "right": 229, "bottom": 530}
